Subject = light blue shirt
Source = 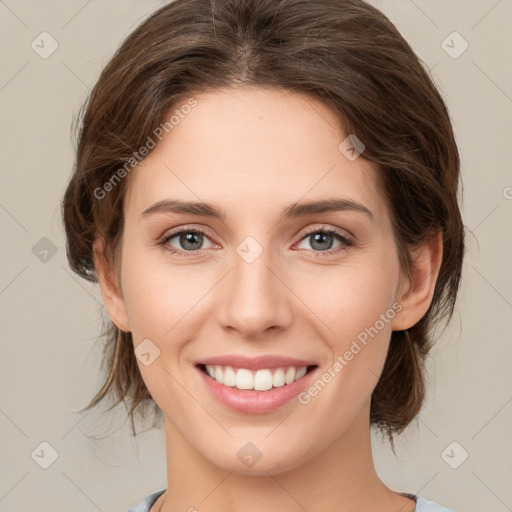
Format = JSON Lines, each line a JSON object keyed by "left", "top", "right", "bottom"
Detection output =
{"left": 127, "top": 489, "right": 456, "bottom": 511}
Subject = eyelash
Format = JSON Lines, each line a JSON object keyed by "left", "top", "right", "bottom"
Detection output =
{"left": 157, "top": 225, "right": 354, "bottom": 258}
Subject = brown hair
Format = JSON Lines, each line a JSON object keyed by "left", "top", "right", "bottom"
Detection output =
{"left": 62, "top": 0, "right": 465, "bottom": 445}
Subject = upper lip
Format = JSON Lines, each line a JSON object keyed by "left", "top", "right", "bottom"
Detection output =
{"left": 196, "top": 354, "right": 318, "bottom": 371}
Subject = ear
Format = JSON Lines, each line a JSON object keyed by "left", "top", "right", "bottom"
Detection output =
{"left": 391, "top": 231, "right": 443, "bottom": 331}
{"left": 92, "top": 237, "right": 131, "bottom": 333}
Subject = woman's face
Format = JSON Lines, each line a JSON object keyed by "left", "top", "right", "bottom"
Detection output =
{"left": 109, "top": 86, "right": 412, "bottom": 474}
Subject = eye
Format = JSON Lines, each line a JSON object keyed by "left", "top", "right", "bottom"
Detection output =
{"left": 295, "top": 227, "right": 354, "bottom": 255}
{"left": 159, "top": 227, "right": 215, "bottom": 256}
{"left": 157, "top": 225, "right": 354, "bottom": 258}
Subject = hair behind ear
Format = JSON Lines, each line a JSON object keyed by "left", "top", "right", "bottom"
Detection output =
{"left": 371, "top": 327, "right": 429, "bottom": 452}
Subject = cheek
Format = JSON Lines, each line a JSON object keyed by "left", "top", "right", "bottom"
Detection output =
{"left": 299, "top": 257, "right": 399, "bottom": 366}
{"left": 119, "top": 250, "right": 206, "bottom": 401}
{"left": 294, "top": 269, "right": 400, "bottom": 421}
{"left": 120, "top": 248, "right": 204, "bottom": 336}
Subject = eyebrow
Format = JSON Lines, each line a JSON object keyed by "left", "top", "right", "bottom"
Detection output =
{"left": 140, "top": 198, "right": 374, "bottom": 221}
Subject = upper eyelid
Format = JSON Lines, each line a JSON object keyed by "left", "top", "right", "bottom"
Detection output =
{"left": 162, "top": 225, "right": 215, "bottom": 243}
{"left": 299, "top": 224, "right": 352, "bottom": 239}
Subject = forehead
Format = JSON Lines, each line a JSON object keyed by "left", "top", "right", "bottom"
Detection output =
{"left": 124, "top": 86, "right": 387, "bottom": 226}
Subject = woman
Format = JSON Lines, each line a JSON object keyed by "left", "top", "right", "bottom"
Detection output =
{"left": 61, "top": 0, "right": 464, "bottom": 511}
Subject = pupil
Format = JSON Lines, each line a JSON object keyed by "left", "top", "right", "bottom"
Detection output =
{"left": 181, "top": 232, "right": 202, "bottom": 250}
{"left": 311, "top": 232, "right": 333, "bottom": 251}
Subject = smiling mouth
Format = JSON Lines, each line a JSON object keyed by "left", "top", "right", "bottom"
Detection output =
{"left": 197, "top": 363, "right": 318, "bottom": 391}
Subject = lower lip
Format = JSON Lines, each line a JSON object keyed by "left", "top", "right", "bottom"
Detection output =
{"left": 196, "top": 365, "right": 318, "bottom": 414}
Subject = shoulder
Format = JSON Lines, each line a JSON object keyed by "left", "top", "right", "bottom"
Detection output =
{"left": 126, "top": 489, "right": 166, "bottom": 512}
{"left": 415, "top": 495, "right": 457, "bottom": 512}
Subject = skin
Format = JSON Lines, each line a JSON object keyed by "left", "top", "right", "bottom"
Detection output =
{"left": 93, "top": 86, "right": 442, "bottom": 512}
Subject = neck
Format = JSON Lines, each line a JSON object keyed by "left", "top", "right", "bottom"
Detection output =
{"left": 157, "top": 402, "right": 415, "bottom": 512}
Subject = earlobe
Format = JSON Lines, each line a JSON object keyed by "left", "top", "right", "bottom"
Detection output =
{"left": 92, "top": 237, "right": 131, "bottom": 333}
{"left": 391, "top": 231, "right": 443, "bottom": 332}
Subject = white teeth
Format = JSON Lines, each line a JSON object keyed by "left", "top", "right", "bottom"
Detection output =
{"left": 295, "top": 366, "right": 307, "bottom": 380}
{"left": 235, "top": 368, "right": 254, "bottom": 390}
{"left": 272, "top": 368, "right": 285, "bottom": 387}
{"left": 223, "top": 366, "right": 237, "bottom": 387}
{"left": 203, "top": 365, "right": 310, "bottom": 391}
{"left": 285, "top": 367, "right": 296, "bottom": 385}
{"left": 253, "top": 369, "right": 273, "bottom": 391}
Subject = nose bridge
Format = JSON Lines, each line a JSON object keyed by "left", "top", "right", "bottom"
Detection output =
{"left": 217, "top": 236, "right": 291, "bottom": 337}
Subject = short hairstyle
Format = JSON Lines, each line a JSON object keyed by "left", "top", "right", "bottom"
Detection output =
{"left": 61, "top": 0, "right": 465, "bottom": 445}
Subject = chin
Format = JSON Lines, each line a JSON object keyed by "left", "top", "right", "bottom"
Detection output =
{"left": 204, "top": 442, "right": 311, "bottom": 476}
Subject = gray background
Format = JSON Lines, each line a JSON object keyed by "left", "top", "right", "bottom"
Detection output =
{"left": 1, "top": 1, "right": 511, "bottom": 511}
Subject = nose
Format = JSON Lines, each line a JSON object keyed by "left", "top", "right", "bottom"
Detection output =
{"left": 216, "top": 243, "right": 294, "bottom": 339}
